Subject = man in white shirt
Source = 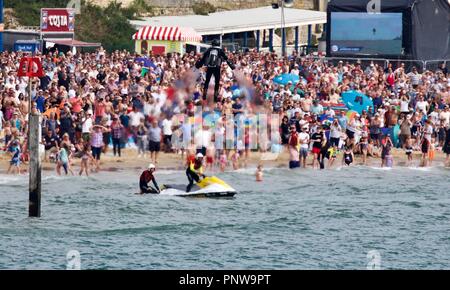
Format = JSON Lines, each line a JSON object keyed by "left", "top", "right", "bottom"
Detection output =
{"left": 415, "top": 96, "right": 428, "bottom": 114}
{"left": 407, "top": 67, "right": 421, "bottom": 88}
{"left": 428, "top": 108, "right": 440, "bottom": 125}
{"left": 298, "top": 126, "right": 310, "bottom": 168}
{"left": 129, "top": 109, "right": 144, "bottom": 128}
{"left": 162, "top": 116, "right": 173, "bottom": 152}
{"left": 279, "top": 84, "right": 291, "bottom": 97}
{"left": 291, "top": 65, "right": 300, "bottom": 76}
{"left": 82, "top": 110, "right": 94, "bottom": 141}
{"left": 440, "top": 105, "right": 450, "bottom": 126}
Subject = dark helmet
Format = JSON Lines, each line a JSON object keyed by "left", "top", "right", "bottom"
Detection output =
{"left": 211, "top": 39, "right": 220, "bottom": 47}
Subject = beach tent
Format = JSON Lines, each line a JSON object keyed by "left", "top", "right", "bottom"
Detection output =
{"left": 132, "top": 26, "right": 202, "bottom": 55}
{"left": 327, "top": 0, "right": 450, "bottom": 60}
{"left": 341, "top": 90, "right": 374, "bottom": 114}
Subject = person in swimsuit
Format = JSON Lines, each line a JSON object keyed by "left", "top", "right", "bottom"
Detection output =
{"left": 420, "top": 136, "right": 429, "bottom": 161}
{"left": 357, "top": 126, "right": 369, "bottom": 165}
{"left": 405, "top": 137, "right": 414, "bottom": 166}
{"left": 255, "top": 164, "right": 263, "bottom": 182}
{"left": 219, "top": 151, "right": 227, "bottom": 172}
{"left": 342, "top": 145, "right": 354, "bottom": 166}
{"left": 231, "top": 150, "right": 240, "bottom": 170}
{"left": 79, "top": 144, "right": 93, "bottom": 176}
{"left": 381, "top": 135, "right": 393, "bottom": 168}
{"left": 428, "top": 137, "right": 436, "bottom": 166}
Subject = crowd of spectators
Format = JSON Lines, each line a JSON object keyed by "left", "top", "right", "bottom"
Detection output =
{"left": 1, "top": 47, "right": 449, "bottom": 174}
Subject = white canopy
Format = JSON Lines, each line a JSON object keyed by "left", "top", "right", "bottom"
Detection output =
{"left": 130, "top": 6, "right": 326, "bottom": 36}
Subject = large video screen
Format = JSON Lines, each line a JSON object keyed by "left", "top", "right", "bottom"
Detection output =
{"left": 330, "top": 12, "right": 403, "bottom": 56}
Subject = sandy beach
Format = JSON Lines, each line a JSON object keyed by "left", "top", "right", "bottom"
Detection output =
{"left": 1, "top": 147, "right": 447, "bottom": 175}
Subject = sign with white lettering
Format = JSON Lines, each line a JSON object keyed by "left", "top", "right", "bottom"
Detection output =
{"left": 41, "top": 8, "right": 75, "bottom": 33}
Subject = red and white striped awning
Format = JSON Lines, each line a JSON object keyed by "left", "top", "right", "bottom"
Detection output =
{"left": 132, "top": 26, "right": 202, "bottom": 42}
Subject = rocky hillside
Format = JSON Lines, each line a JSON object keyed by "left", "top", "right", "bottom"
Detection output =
{"left": 94, "top": 0, "right": 320, "bottom": 15}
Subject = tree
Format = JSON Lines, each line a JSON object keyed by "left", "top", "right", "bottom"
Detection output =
{"left": 4, "top": 0, "right": 152, "bottom": 51}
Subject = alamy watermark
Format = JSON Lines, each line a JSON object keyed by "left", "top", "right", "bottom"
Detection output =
{"left": 66, "top": 250, "right": 81, "bottom": 270}
{"left": 366, "top": 250, "right": 381, "bottom": 270}
{"left": 67, "top": 0, "right": 81, "bottom": 14}
{"left": 366, "top": 0, "right": 381, "bottom": 14}
{"left": 170, "top": 107, "right": 282, "bottom": 153}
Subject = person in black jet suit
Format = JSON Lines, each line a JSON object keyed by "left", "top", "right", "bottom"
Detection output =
{"left": 195, "top": 39, "right": 236, "bottom": 102}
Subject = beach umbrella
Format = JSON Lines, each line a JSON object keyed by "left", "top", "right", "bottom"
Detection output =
{"left": 341, "top": 90, "right": 374, "bottom": 114}
{"left": 273, "top": 73, "right": 300, "bottom": 86}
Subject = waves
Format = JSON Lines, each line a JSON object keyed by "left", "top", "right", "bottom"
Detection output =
{"left": 1, "top": 166, "right": 450, "bottom": 269}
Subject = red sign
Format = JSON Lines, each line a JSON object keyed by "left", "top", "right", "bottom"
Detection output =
{"left": 18, "top": 57, "right": 44, "bottom": 78}
{"left": 41, "top": 8, "right": 75, "bottom": 33}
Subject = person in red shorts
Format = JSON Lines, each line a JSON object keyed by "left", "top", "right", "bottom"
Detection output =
{"left": 206, "top": 147, "right": 214, "bottom": 171}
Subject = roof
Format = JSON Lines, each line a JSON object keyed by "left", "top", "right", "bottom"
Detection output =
{"left": 132, "top": 26, "right": 202, "bottom": 42}
{"left": 130, "top": 6, "right": 326, "bottom": 36}
{"left": 44, "top": 39, "right": 101, "bottom": 47}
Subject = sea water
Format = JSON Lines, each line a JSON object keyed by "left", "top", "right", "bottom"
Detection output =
{"left": 0, "top": 166, "right": 449, "bottom": 269}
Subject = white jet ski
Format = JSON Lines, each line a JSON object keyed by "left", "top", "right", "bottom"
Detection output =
{"left": 160, "top": 176, "right": 236, "bottom": 198}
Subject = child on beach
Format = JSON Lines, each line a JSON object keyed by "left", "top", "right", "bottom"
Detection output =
{"left": 428, "top": 137, "right": 436, "bottom": 166}
{"left": 405, "top": 137, "right": 414, "bottom": 166}
{"left": 219, "top": 151, "right": 227, "bottom": 172}
{"left": 342, "top": 146, "right": 354, "bottom": 166}
{"left": 327, "top": 145, "right": 338, "bottom": 168}
{"left": 7, "top": 140, "right": 21, "bottom": 174}
{"left": 255, "top": 164, "right": 263, "bottom": 182}
{"left": 57, "top": 144, "right": 74, "bottom": 176}
{"left": 79, "top": 144, "right": 94, "bottom": 176}
{"left": 231, "top": 150, "right": 240, "bottom": 170}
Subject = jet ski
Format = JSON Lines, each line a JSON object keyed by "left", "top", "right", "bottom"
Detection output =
{"left": 160, "top": 176, "right": 236, "bottom": 198}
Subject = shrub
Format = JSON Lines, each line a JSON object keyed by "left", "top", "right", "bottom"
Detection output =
{"left": 192, "top": 1, "right": 216, "bottom": 15}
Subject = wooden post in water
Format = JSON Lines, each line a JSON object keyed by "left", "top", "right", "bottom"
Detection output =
{"left": 29, "top": 114, "right": 42, "bottom": 217}
{"left": 28, "top": 79, "right": 41, "bottom": 217}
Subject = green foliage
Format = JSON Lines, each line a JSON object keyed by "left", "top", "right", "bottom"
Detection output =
{"left": 5, "top": 0, "right": 69, "bottom": 27}
{"left": 4, "top": 0, "right": 152, "bottom": 52}
{"left": 192, "top": 1, "right": 216, "bottom": 16}
{"left": 126, "top": 0, "right": 154, "bottom": 17}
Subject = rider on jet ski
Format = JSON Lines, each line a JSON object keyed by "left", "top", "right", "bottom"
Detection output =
{"left": 139, "top": 163, "right": 160, "bottom": 194}
{"left": 186, "top": 153, "right": 206, "bottom": 192}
